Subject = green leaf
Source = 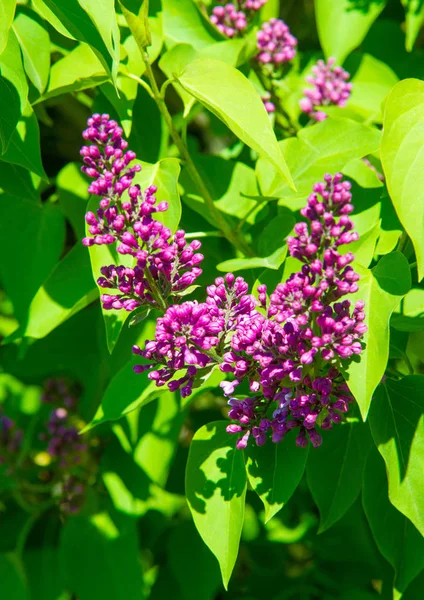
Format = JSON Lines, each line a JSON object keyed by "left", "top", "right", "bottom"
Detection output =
{"left": 307, "top": 419, "right": 373, "bottom": 533}
{"left": 315, "top": 0, "right": 387, "bottom": 64}
{"left": 0, "top": 554, "right": 28, "bottom": 600}
{"left": 363, "top": 448, "right": 424, "bottom": 597}
{"left": 368, "top": 376, "right": 424, "bottom": 538}
{"left": 119, "top": 0, "right": 151, "bottom": 51}
{"left": 23, "top": 244, "right": 97, "bottom": 339}
{"left": 345, "top": 251, "right": 411, "bottom": 420}
{"left": 217, "top": 245, "right": 287, "bottom": 272}
{"left": 32, "top": 0, "right": 76, "bottom": 39}
{"left": 256, "top": 118, "right": 381, "bottom": 202}
{"left": 159, "top": 43, "right": 197, "bottom": 116}
{"left": 344, "top": 221, "right": 381, "bottom": 268}
{"left": 133, "top": 158, "right": 182, "bottom": 232}
{"left": 1, "top": 107, "right": 48, "bottom": 180}
{"left": 12, "top": 10, "right": 50, "bottom": 94}
{"left": 41, "top": 0, "right": 120, "bottom": 82}
{"left": 57, "top": 162, "right": 89, "bottom": 238}
{"left": 0, "top": 161, "right": 39, "bottom": 202}
{"left": 392, "top": 288, "right": 424, "bottom": 332}
{"left": 60, "top": 513, "right": 144, "bottom": 600}
{"left": 185, "top": 421, "right": 247, "bottom": 589}
{"left": 0, "top": 0, "right": 16, "bottom": 55}
{"left": 0, "top": 198, "right": 65, "bottom": 325}
{"left": 257, "top": 211, "right": 295, "bottom": 257}
{"left": 342, "top": 158, "right": 384, "bottom": 189}
{"left": 38, "top": 43, "right": 108, "bottom": 102}
{"left": 162, "top": 0, "right": 216, "bottom": 50}
{"left": 134, "top": 390, "right": 184, "bottom": 486}
{"left": 0, "top": 30, "right": 28, "bottom": 155}
{"left": 346, "top": 54, "right": 399, "bottom": 123}
{"left": 168, "top": 522, "right": 222, "bottom": 600}
{"left": 381, "top": 79, "right": 424, "bottom": 281}
{"left": 245, "top": 429, "right": 309, "bottom": 522}
{"left": 177, "top": 59, "right": 294, "bottom": 189}
{"left": 402, "top": 0, "right": 424, "bottom": 52}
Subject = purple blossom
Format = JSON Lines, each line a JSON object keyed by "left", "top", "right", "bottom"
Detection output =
{"left": 41, "top": 377, "right": 81, "bottom": 410}
{"left": 80, "top": 114, "right": 203, "bottom": 312}
{"left": 44, "top": 408, "right": 88, "bottom": 469}
{"left": 299, "top": 58, "right": 352, "bottom": 121}
{"left": 0, "top": 413, "right": 23, "bottom": 467}
{"left": 210, "top": 4, "right": 247, "bottom": 37}
{"left": 261, "top": 94, "right": 276, "bottom": 114}
{"left": 256, "top": 19, "right": 297, "bottom": 65}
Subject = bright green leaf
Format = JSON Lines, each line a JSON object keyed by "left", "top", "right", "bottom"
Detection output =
{"left": 119, "top": 0, "right": 151, "bottom": 51}
{"left": 41, "top": 0, "right": 120, "bottom": 82}
{"left": 0, "top": 161, "right": 39, "bottom": 202}
{"left": 159, "top": 43, "right": 197, "bottom": 116}
{"left": 257, "top": 118, "right": 381, "bottom": 202}
{"left": 0, "top": 30, "right": 28, "bottom": 155}
{"left": 315, "top": 0, "right": 387, "bottom": 64}
{"left": 363, "top": 448, "right": 424, "bottom": 596}
{"left": 185, "top": 421, "right": 247, "bottom": 589}
{"left": 177, "top": 59, "right": 294, "bottom": 189}
{"left": 381, "top": 78, "right": 424, "bottom": 281}
{"left": 307, "top": 419, "right": 372, "bottom": 533}
{"left": 245, "top": 429, "right": 309, "bottom": 522}
{"left": 345, "top": 251, "right": 411, "bottom": 419}
{"left": 23, "top": 244, "right": 97, "bottom": 339}
{"left": 369, "top": 376, "right": 424, "bottom": 538}
{"left": 38, "top": 43, "right": 108, "bottom": 102}
{"left": 0, "top": 0, "right": 16, "bottom": 55}
{"left": 162, "top": 0, "right": 216, "bottom": 50}
{"left": 13, "top": 10, "right": 50, "bottom": 94}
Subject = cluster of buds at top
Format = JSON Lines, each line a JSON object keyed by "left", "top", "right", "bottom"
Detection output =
{"left": 210, "top": 0, "right": 267, "bottom": 37}
{"left": 80, "top": 114, "right": 203, "bottom": 313}
{"left": 299, "top": 58, "right": 352, "bottom": 121}
{"left": 133, "top": 173, "right": 366, "bottom": 449}
{"left": 256, "top": 18, "right": 297, "bottom": 66}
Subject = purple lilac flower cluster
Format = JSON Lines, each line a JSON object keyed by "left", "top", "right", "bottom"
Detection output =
{"left": 80, "top": 115, "right": 366, "bottom": 449}
{"left": 43, "top": 408, "right": 88, "bottom": 468}
{"left": 41, "top": 377, "right": 80, "bottom": 410}
{"left": 0, "top": 412, "right": 23, "bottom": 469}
{"left": 299, "top": 58, "right": 352, "bottom": 122}
{"left": 210, "top": 0, "right": 267, "bottom": 38}
{"left": 132, "top": 174, "right": 366, "bottom": 449}
{"left": 81, "top": 114, "right": 203, "bottom": 313}
{"left": 256, "top": 18, "right": 297, "bottom": 65}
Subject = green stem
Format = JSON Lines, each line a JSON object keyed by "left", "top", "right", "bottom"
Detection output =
{"left": 396, "top": 231, "right": 409, "bottom": 254}
{"left": 133, "top": 57, "right": 254, "bottom": 257}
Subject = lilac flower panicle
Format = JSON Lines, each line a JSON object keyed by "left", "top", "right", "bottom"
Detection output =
{"left": 80, "top": 117, "right": 366, "bottom": 450}
{"left": 80, "top": 114, "right": 203, "bottom": 313}
{"left": 210, "top": 0, "right": 268, "bottom": 37}
{"left": 256, "top": 19, "right": 297, "bottom": 65}
{"left": 0, "top": 412, "right": 23, "bottom": 468}
{"left": 299, "top": 58, "right": 352, "bottom": 121}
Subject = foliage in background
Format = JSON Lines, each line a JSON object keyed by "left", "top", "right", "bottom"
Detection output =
{"left": 0, "top": 1, "right": 424, "bottom": 599}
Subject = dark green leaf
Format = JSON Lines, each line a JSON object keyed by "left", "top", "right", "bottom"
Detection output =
{"left": 185, "top": 421, "right": 247, "bottom": 589}
{"left": 0, "top": 554, "right": 28, "bottom": 600}
{"left": 307, "top": 419, "right": 373, "bottom": 533}
{"left": 60, "top": 513, "right": 144, "bottom": 600}
{"left": 363, "top": 448, "right": 424, "bottom": 596}
{"left": 245, "top": 429, "right": 309, "bottom": 522}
